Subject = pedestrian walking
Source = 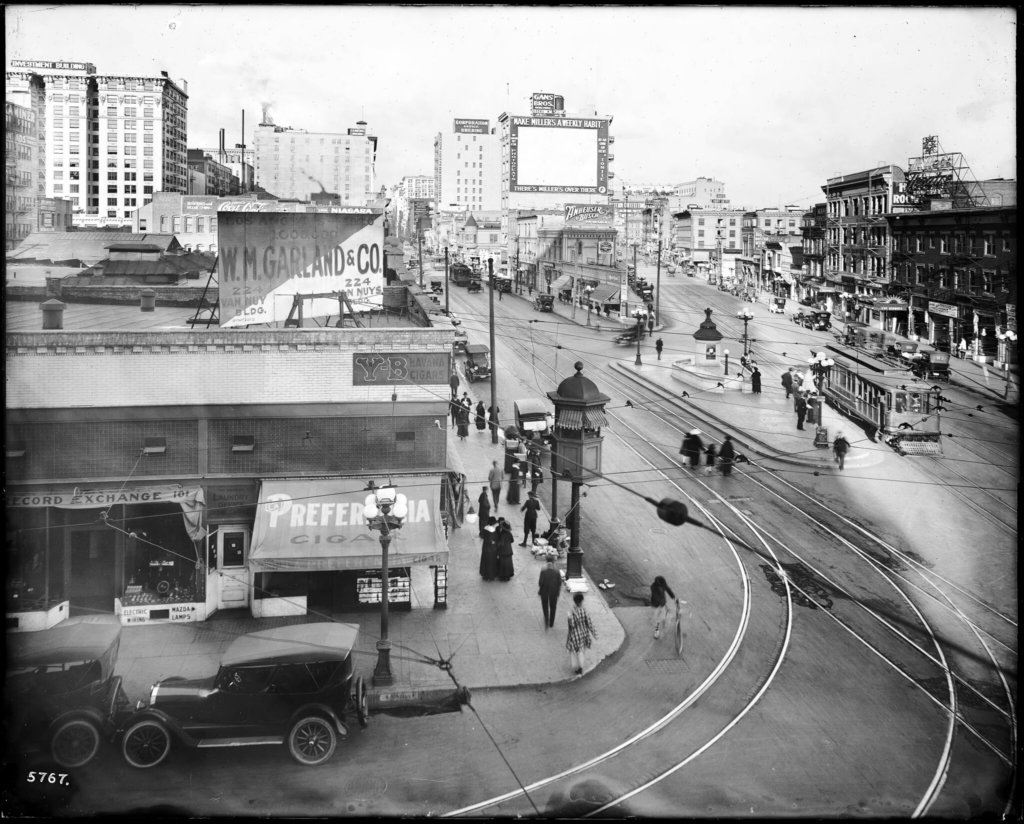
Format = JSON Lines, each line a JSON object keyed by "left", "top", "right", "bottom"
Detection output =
{"left": 450, "top": 397, "right": 461, "bottom": 429}
{"left": 456, "top": 404, "right": 470, "bottom": 440}
{"left": 655, "top": 338, "right": 664, "bottom": 360}
{"left": 460, "top": 392, "right": 473, "bottom": 412}
{"left": 718, "top": 434, "right": 736, "bottom": 476}
{"left": 479, "top": 518, "right": 499, "bottom": 581}
{"left": 750, "top": 366, "right": 762, "bottom": 394}
{"left": 477, "top": 486, "right": 491, "bottom": 537}
{"left": 449, "top": 371, "right": 460, "bottom": 399}
{"left": 474, "top": 400, "right": 487, "bottom": 432}
{"left": 833, "top": 431, "right": 850, "bottom": 470}
{"left": 704, "top": 442, "right": 717, "bottom": 473}
{"left": 795, "top": 395, "right": 808, "bottom": 430}
{"left": 488, "top": 404, "right": 500, "bottom": 436}
{"left": 566, "top": 592, "right": 597, "bottom": 675}
{"left": 520, "top": 490, "right": 542, "bottom": 546}
{"left": 781, "top": 367, "right": 794, "bottom": 399}
{"left": 538, "top": 559, "right": 562, "bottom": 630}
{"left": 957, "top": 338, "right": 968, "bottom": 359}
{"left": 496, "top": 518, "right": 515, "bottom": 581}
{"left": 680, "top": 429, "right": 703, "bottom": 469}
{"left": 487, "top": 460, "right": 503, "bottom": 508}
{"left": 507, "top": 461, "right": 522, "bottom": 505}
{"left": 650, "top": 575, "right": 677, "bottom": 639}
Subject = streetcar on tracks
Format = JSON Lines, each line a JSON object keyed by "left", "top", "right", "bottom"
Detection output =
{"left": 820, "top": 345, "right": 943, "bottom": 455}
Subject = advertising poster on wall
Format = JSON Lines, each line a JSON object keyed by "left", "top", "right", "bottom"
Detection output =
{"left": 217, "top": 208, "right": 384, "bottom": 327}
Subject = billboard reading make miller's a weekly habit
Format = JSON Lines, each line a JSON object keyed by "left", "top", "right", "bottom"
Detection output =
{"left": 216, "top": 209, "right": 385, "bottom": 327}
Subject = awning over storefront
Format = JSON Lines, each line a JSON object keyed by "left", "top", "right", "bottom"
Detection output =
{"left": 554, "top": 408, "right": 608, "bottom": 430}
{"left": 594, "top": 285, "right": 621, "bottom": 305}
{"left": 249, "top": 477, "right": 449, "bottom": 573}
{"left": 550, "top": 274, "right": 572, "bottom": 292}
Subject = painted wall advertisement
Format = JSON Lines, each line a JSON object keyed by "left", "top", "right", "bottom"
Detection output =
{"left": 453, "top": 118, "right": 489, "bottom": 134}
{"left": 565, "top": 203, "right": 614, "bottom": 224}
{"left": 217, "top": 208, "right": 384, "bottom": 327}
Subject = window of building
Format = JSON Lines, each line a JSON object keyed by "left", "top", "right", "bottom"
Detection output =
{"left": 107, "top": 197, "right": 117, "bottom": 205}
{"left": 143, "top": 185, "right": 153, "bottom": 194}
{"left": 172, "top": 216, "right": 181, "bottom": 233}
{"left": 53, "top": 184, "right": 63, "bottom": 192}
{"left": 69, "top": 184, "right": 79, "bottom": 193}
{"left": 983, "top": 233, "right": 994, "bottom": 256}
{"left": 107, "top": 171, "right": 117, "bottom": 180}
{"left": 914, "top": 237, "right": 923, "bottom": 252}
{"left": 928, "top": 233, "right": 936, "bottom": 249}
{"left": 940, "top": 235, "right": 948, "bottom": 253}
{"left": 160, "top": 215, "right": 168, "bottom": 232}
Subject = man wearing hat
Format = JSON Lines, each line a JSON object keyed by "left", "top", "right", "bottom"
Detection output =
{"left": 520, "top": 489, "right": 542, "bottom": 546}
{"left": 537, "top": 557, "right": 562, "bottom": 630}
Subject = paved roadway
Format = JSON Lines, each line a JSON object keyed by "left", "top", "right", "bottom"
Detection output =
{"left": 8, "top": 265, "right": 1017, "bottom": 818}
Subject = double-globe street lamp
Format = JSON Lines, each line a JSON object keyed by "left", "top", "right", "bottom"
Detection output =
{"left": 363, "top": 481, "right": 409, "bottom": 686}
{"left": 585, "top": 285, "right": 595, "bottom": 326}
{"left": 633, "top": 309, "right": 645, "bottom": 366}
{"left": 736, "top": 308, "right": 755, "bottom": 357}
{"left": 808, "top": 351, "right": 835, "bottom": 391}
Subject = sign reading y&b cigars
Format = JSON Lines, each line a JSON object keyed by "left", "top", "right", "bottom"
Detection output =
{"left": 352, "top": 353, "right": 449, "bottom": 386}
{"left": 217, "top": 209, "right": 385, "bottom": 327}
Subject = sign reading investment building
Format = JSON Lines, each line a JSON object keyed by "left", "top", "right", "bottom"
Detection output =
{"left": 509, "top": 116, "right": 610, "bottom": 195}
{"left": 217, "top": 207, "right": 384, "bottom": 327}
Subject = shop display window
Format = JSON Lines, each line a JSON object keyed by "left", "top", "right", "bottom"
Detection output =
{"left": 120, "top": 503, "right": 205, "bottom": 607}
{"left": 6, "top": 510, "right": 56, "bottom": 612}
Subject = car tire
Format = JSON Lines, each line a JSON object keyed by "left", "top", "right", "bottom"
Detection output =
{"left": 122, "top": 718, "right": 172, "bottom": 768}
{"left": 288, "top": 716, "right": 337, "bottom": 766}
{"left": 51, "top": 718, "right": 101, "bottom": 768}
{"left": 354, "top": 676, "right": 369, "bottom": 729}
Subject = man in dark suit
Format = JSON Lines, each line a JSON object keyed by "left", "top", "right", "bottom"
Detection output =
{"left": 538, "top": 559, "right": 562, "bottom": 630}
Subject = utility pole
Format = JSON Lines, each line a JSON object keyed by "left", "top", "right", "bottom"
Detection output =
{"left": 654, "top": 239, "right": 662, "bottom": 331}
{"left": 444, "top": 246, "right": 450, "bottom": 316}
{"left": 488, "top": 257, "right": 498, "bottom": 444}
{"left": 417, "top": 225, "right": 424, "bottom": 289}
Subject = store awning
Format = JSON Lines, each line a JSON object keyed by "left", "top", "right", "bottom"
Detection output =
{"left": 249, "top": 477, "right": 449, "bottom": 573}
{"left": 554, "top": 407, "right": 608, "bottom": 430}
{"left": 595, "top": 286, "right": 621, "bottom": 305}
{"left": 551, "top": 274, "right": 572, "bottom": 292}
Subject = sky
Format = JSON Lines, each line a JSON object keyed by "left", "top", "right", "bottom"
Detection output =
{"left": 5, "top": 5, "right": 1017, "bottom": 209}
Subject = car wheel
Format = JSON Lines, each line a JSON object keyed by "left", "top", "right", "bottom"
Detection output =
{"left": 288, "top": 716, "right": 337, "bottom": 766}
{"left": 122, "top": 719, "right": 172, "bottom": 768}
{"left": 51, "top": 718, "right": 101, "bottom": 768}
{"left": 353, "top": 676, "right": 369, "bottom": 729}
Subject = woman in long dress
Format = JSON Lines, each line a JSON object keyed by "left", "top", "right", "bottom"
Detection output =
{"left": 495, "top": 519, "right": 515, "bottom": 581}
{"left": 456, "top": 405, "right": 470, "bottom": 440}
{"left": 479, "top": 518, "right": 499, "bottom": 581}
{"left": 474, "top": 400, "right": 487, "bottom": 431}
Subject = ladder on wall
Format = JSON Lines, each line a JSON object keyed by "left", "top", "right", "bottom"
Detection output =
{"left": 187, "top": 255, "right": 220, "bottom": 327}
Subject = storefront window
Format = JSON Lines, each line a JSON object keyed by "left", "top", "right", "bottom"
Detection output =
{"left": 121, "top": 503, "right": 205, "bottom": 606}
{"left": 6, "top": 510, "right": 51, "bottom": 612}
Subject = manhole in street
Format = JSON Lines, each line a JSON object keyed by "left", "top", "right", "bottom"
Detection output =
{"left": 645, "top": 658, "right": 689, "bottom": 674}
{"left": 649, "top": 526, "right": 668, "bottom": 535}
{"left": 342, "top": 777, "right": 387, "bottom": 799}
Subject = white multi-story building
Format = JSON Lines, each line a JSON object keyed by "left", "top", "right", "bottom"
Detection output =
{"left": 6, "top": 60, "right": 188, "bottom": 227}
{"left": 433, "top": 118, "right": 501, "bottom": 214}
{"left": 253, "top": 119, "right": 377, "bottom": 204}
{"left": 394, "top": 174, "right": 436, "bottom": 238}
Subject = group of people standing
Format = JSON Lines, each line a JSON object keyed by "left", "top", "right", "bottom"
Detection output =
{"left": 478, "top": 515, "right": 517, "bottom": 582}
{"left": 449, "top": 371, "right": 499, "bottom": 441}
{"left": 679, "top": 429, "right": 736, "bottom": 476}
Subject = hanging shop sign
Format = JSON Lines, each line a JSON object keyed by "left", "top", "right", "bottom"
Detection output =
{"left": 9, "top": 484, "right": 204, "bottom": 509}
{"left": 928, "top": 301, "right": 960, "bottom": 319}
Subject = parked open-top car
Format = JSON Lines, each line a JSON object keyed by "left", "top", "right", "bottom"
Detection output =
{"left": 6, "top": 615, "right": 131, "bottom": 768}
{"left": 533, "top": 293, "right": 554, "bottom": 312}
{"left": 119, "top": 622, "right": 367, "bottom": 769}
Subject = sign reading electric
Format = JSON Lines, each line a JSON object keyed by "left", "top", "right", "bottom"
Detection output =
{"left": 509, "top": 116, "right": 610, "bottom": 195}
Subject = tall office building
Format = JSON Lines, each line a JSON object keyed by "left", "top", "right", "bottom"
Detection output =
{"left": 433, "top": 118, "right": 501, "bottom": 213}
{"left": 5, "top": 100, "right": 41, "bottom": 249}
{"left": 253, "top": 119, "right": 377, "bottom": 204}
{"left": 5, "top": 59, "right": 188, "bottom": 227}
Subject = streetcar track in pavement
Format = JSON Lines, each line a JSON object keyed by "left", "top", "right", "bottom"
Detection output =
{"left": 608, "top": 373, "right": 1017, "bottom": 802}
{"left": 454, "top": 299, "right": 1015, "bottom": 816}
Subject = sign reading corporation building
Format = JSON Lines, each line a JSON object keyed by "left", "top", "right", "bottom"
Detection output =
{"left": 454, "top": 118, "right": 489, "bottom": 134}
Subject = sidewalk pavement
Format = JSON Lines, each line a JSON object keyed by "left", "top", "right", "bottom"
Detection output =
{"left": 115, "top": 419, "right": 626, "bottom": 712}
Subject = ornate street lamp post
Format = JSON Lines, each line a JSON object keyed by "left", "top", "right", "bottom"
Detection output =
{"left": 736, "top": 308, "right": 754, "bottom": 357}
{"left": 363, "top": 481, "right": 409, "bottom": 686}
{"left": 585, "top": 285, "right": 595, "bottom": 327}
{"left": 633, "top": 310, "right": 644, "bottom": 366}
{"left": 808, "top": 351, "right": 835, "bottom": 391}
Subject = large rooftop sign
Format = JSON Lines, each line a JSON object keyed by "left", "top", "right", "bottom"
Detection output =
{"left": 509, "top": 116, "right": 609, "bottom": 195}
{"left": 217, "top": 209, "right": 384, "bottom": 327}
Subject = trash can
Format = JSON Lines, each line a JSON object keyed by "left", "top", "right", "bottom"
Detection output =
{"left": 41, "top": 298, "right": 66, "bottom": 329}
{"left": 140, "top": 289, "right": 157, "bottom": 312}
{"left": 814, "top": 426, "right": 830, "bottom": 448}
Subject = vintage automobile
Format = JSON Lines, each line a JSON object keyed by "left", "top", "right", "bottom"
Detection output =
{"left": 807, "top": 310, "right": 832, "bottom": 331}
{"left": 491, "top": 275, "right": 512, "bottom": 293}
{"left": 614, "top": 325, "right": 641, "bottom": 345}
{"left": 6, "top": 615, "right": 132, "bottom": 768}
{"left": 428, "top": 277, "right": 444, "bottom": 294}
{"left": 466, "top": 277, "right": 483, "bottom": 293}
{"left": 464, "top": 344, "right": 491, "bottom": 382}
{"left": 533, "top": 293, "right": 554, "bottom": 312}
{"left": 514, "top": 398, "right": 553, "bottom": 441}
{"left": 119, "top": 622, "right": 367, "bottom": 769}
{"left": 909, "top": 348, "right": 951, "bottom": 382}
{"left": 769, "top": 296, "right": 787, "bottom": 314}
